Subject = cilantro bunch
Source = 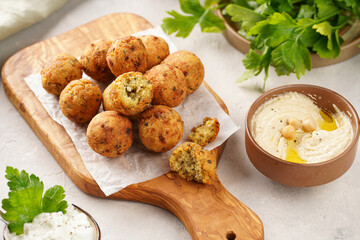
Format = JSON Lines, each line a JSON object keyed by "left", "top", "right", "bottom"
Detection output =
{"left": 0, "top": 167, "right": 68, "bottom": 235}
{"left": 162, "top": 0, "right": 360, "bottom": 90}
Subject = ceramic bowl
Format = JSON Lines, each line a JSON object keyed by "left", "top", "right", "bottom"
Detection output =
{"left": 216, "top": 9, "right": 360, "bottom": 68}
{"left": 3, "top": 204, "right": 101, "bottom": 240}
{"left": 245, "top": 84, "right": 360, "bottom": 187}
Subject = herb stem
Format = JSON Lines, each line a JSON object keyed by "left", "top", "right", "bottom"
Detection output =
{"left": 304, "top": 10, "right": 343, "bottom": 28}
{"left": 334, "top": 19, "right": 349, "bottom": 30}
{"left": 0, "top": 210, "right": 8, "bottom": 225}
{"left": 214, "top": 3, "right": 228, "bottom": 10}
{"left": 295, "top": 10, "right": 343, "bottom": 41}
{"left": 295, "top": 28, "right": 306, "bottom": 42}
{"left": 198, "top": 9, "right": 211, "bottom": 25}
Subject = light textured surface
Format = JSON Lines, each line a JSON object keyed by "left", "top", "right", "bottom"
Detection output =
{"left": 0, "top": 1, "right": 359, "bottom": 240}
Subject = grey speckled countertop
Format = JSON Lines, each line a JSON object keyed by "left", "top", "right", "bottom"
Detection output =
{"left": 0, "top": 1, "right": 359, "bottom": 239}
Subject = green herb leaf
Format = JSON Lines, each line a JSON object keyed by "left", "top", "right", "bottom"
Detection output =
{"left": 232, "top": 0, "right": 253, "bottom": 9}
{"left": 204, "top": 0, "right": 221, "bottom": 9}
{"left": 1, "top": 167, "right": 67, "bottom": 235}
{"left": 240, "top": 47, "right": 273, "bottom": 90}
{"left": 315, "top": 0, "right": 339, "bottom": 19}
{"left": 313, "top": 21, "right": 333, "bottom": 49}
{"left": 271, "top": 41, "right": 295, "bottom": 76}
{"left": 199, "top": 9, "right": 226, "bottom": 33}
{"left": 273, "top": 0, "right": 293, "bottom": 13}
{"left": 42, "top": 186, "right": 67, "bottom": 213}
{"left": 297, "top": 5, "right": 314, "bottom": 19}
{"left": 290, "top": 40, "right": 311, "bottom": 79}
{"left": 243, "top": 49, "right": 262, "bottom": 70}
{"left": 312, "top": 29, "right": 342, "bottom": 59}
{"left": 180, "top": 0, "right": 205, "bottom": 16}
{"left": 312, "top": 21, "right": 342, "bottom": 58}
{"left": 5, "top": 167, "right": 31, "bottom": 191}
{"left": 161, "top": 0, "right": 224, "bottom": 38}
{"left": 226, "top": 4, "right": 266, "bottom": 31}
{"left": 297, "top": 18, "right": 320, "bottom": 47}
{"left": 237, "top": 69, "right": 257, "bottom": 83}
{"left": 248, "top": 12, "right": 296, "bottom": 47}
{"left": 256, "top": 0, "right": 268, "bottom": 5}
{"left": 162, "top": 11, "right": 199, "bottom": 38}
{"left": 313, "top": 21, "right": 332, "bottom": 38}
{"left": 313, "top": 36, "right": 333, "bottom": 58}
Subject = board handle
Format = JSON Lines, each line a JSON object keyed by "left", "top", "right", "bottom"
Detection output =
{"left": 110, "top": 172, "right": 264, "bottom": 240}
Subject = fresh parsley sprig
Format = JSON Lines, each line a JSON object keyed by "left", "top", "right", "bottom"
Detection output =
{"left": 237, "top": 9, "right": 347, "bottom": 90}
{"left": 1, "top": 167, "right": 68, "bottom": 235}
{"left": 161, "top": 0, "right": 226, "bottom": 38}
{"left": 162, "top": 0, "right": 360, "bottom": 90}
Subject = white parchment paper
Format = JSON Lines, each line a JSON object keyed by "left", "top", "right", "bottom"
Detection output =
{"left": 24, "top": 26, "right": 239, "bottom": 196}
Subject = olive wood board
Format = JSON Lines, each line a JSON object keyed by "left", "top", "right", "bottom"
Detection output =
{"left": 2, "top": 13, "right": 264, "bottom": 240}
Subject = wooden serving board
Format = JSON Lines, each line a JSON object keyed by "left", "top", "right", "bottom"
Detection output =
{"left": 2, "top": 13, "right": 264, "bottom": 239}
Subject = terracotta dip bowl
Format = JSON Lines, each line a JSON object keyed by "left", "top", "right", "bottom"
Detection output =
{"left": 245, "top": 84, "right": 360, "bottom": 187}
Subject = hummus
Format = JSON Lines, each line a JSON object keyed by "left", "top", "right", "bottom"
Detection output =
{"left": 250, "top": 92, "right": 353, "bottom": 163}
{"left": 6, "top": 204, "right": 96, "bottom": 240}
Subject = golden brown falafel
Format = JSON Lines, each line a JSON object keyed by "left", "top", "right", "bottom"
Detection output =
{"left": 41, "top": 53, "right": 83, "bottom": 95}
{"left": 138, "top": 105, "right": 183, "bottom": 152}
{"left": 162, "top": 50, "right": 204, "bottom": 95}
{"left": 80, "top": 39, "right": 115, "bottom": 82}
{"left": 86, "top": 111, "right": 134, "bottom": 157}
{"left": 169, "top": 142, "right": 216, "bottom": 184}
{"left": 188, "top": 117, "right": 220, "bottom": 146}
{"left": 139, "top": 35, "right": 170, "bottom": 69}
{"left": 144, "top": 64, "right": 186, "bottom": 107}
{"left": 59, "top": 79, "right": 102, "bottom": 123}
{"left": 106, "top": 36, "right": 147, "bottom": 76}
{"left": 103, "top": 72, "right": 153, "bottom": 116}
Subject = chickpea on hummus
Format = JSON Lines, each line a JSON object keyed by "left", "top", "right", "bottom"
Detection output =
{"left": 250, "top": 92, "right": 353, "bottom": 164}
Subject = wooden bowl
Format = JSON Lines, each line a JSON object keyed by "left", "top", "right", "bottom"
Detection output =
{"left": 2, "top": 204, "right": 101, "bottom": 240}
{"left": 245, "top": 84, "right": 360, "bottom": 187}
{"left": 217, "top": 9, "right": 360, "bottom": 68}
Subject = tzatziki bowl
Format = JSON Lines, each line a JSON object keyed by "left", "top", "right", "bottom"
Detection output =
{"left": 245, "top": 84, "right": 359, "bottom": 187}
{"left": 3, "top": 204, "right": 101, "bottom": 240}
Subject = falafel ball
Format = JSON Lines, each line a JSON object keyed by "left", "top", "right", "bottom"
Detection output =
{"left": 106, "top": 36, "right": 147, "bottom": 76}
{"left": 169, "top": 142, "right": 216, "bottom": 184}
{"left": 86, "top": 111, "right": 134, "bottom": 157}
{"left": 162, "top": 50, "right": 204, "bottom": 95}
{"left": 80, "top": 39, "right": 115, "bottom": 82}
{"left": 103, "top": 72, "right": 153, "bottom": 116}
{"left": 138, "top": 105, "right": 183, "bottom": 152}
{"left": 41, "top": 53, "right": 83, "bottom": 95}
{"left": 59, "top": 79, "right": 102, "bottom": 123}
{"left": 188, "top": 117, "right": 220, "bottom": 146}
{"left": 139, "top": 35, "right": 170, "bottom": 69}
{"left": 144, "top": 64, "right": 186, "bottom": 108}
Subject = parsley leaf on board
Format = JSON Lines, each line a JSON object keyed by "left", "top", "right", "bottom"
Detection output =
{"left": 1, "top": 166, "right": 68, "bottom": 235}
{"left": 161, "top": 0, "right": 225, "bottom": 38}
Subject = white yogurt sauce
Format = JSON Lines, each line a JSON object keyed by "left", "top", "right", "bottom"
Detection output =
{"left": 7, "top": 204, "right": 96, "bottom": 240}
{"left": 251, "top": 92, "right": 353, "bottom": 163}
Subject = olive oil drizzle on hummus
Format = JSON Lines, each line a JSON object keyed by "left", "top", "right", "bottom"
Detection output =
{"left": 319, "top": 110, "right": 337, "bottom": 131}
{"left": 285, "top": 110, "right": 338, "bottom": 164}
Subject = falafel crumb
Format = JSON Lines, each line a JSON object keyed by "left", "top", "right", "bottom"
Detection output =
{"left": 188, "top": 117, "right": 220, "bottom": 146}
